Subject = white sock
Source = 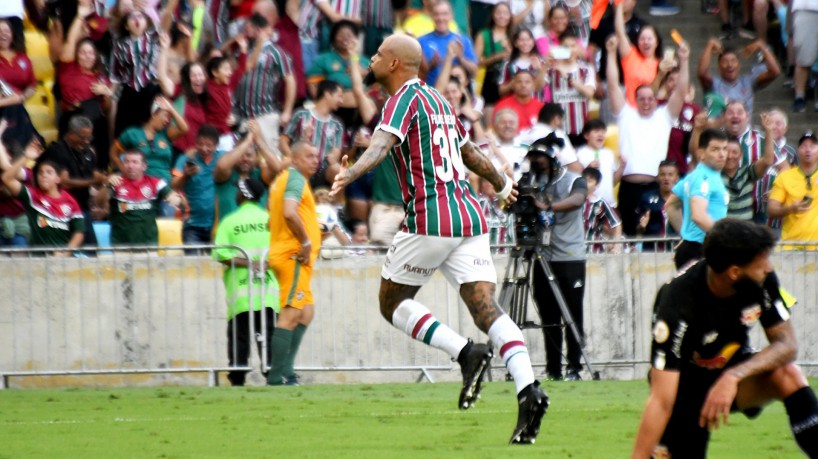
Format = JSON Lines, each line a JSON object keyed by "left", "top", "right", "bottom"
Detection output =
{"left": 489, "top": 314, "right": 535, "bottom": 394}
{"left": 391, "top": 299, "right": 468, "bottom": 359}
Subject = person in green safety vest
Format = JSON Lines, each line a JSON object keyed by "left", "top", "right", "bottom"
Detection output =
{"left": 213, "top": 178, "right": 280, "bottom": 386}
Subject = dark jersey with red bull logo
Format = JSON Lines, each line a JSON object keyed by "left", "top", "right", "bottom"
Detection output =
{"left": 650, "top": 261, "right": 789, "bottom": 374}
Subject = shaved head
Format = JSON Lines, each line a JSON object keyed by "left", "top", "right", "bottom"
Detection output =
{"left": 382, "top": 34, "right": 423, "bottom": 70}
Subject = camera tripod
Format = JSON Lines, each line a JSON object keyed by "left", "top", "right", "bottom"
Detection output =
{"left": 498, "top": 245, "right": 600, "bottom": 380}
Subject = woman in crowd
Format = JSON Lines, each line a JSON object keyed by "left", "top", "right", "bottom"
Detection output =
{"left": 498, "top": 27, "right": 546, "bottom": 100}
{"left": 110, "top": 96, "right": 188, "bottom": 206}
{"left": 0, "top": 123, "right": 84, "bottom": 252}
{"left": 111, "top": 9, "right": 163, "bottom": 136}
{"left": 536, "top": 5, "right": 580, "bottom": 59}
{"left": 0, "top": 19, "right": 39, "bottom": 154}
{"left": 474, "top": 2, "right": 512, "bottom": 128}
{"left": 171, "top": 62, "right": 208, "bottom": 156}
{"left": 443, "top": 77, "right": 488, "bottom": 146}
{"left": 56, "top": 12, "right": 113, "bottom": 171}
{"left": 614, "top": 0, "right": 661, "bottom": 106}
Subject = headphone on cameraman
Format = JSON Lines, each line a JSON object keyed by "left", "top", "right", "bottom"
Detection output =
{"left": 525, "top": 132, "right": 564, "bottom": 181}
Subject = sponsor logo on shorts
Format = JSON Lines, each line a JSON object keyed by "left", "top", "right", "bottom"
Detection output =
{"left": 402, "top": 264, "right": 436, "bottom": 276}
{"left": 473, "top": 258, "right": 491, "bottom": 267}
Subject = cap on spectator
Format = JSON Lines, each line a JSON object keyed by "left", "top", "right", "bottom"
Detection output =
{"left": 238, "top": 178, "right": 265, "bottom": 202}
{"left": 704, "top": 93, "right": 726, "bottom": 118}
{"left": 85, "top": 13, "right": 109, "bottom": 41}
{"left": 798, "top": 130, "right": 818, "bottom": 146}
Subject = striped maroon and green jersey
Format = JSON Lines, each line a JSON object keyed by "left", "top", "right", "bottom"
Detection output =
{"left": 361, "top": 0, "right": 393, "bottom": 28}
{"left": 547, "top": 62, "right": 594, "bottom": 136}
{"left": 376, "top": 78, "right": 487, "bottom": 238}
{"left": 233, "top": 40, "right": 293, "bottom": 119}
{"left": 298, "top": 0, "right": 326, "bottom": 41}
{"left": 330, "top": 0, "right": 362, "bottom": 18}
{"left": 284, "top": 108, "right": 343, "bottom": 169}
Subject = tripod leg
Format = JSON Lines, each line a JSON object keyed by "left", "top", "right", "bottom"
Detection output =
{"left": 534, "top": 254, "right": 599, "bottom": 380}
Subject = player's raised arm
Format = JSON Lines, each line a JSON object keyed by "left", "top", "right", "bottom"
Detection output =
{"left": 329, "top": 130, "right": 398, "bottom": 197}
{"left": 461, "top": 140, "right": 518, "bottom": 203}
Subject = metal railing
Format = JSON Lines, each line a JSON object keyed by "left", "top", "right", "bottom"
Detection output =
{"left": 2, "top": 238, "right": 817, "bottom": 388}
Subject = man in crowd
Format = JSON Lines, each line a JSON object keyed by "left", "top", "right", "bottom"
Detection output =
{"left": 213, "top": 178, "right": 279, "bottom": 387}
{"left": 516, "top": 103, "right": 581, "bottom": 173}
{"left": 632, "top": 218, "right": 818, "bottom": 458}
{"left": 606, "top": 35, "right": 689, "bottom": 237}
{"left": 97, "top": 150, "right": 180, "bottom": 245}
{"left": 666, "top": 129, "right": 729, "bottom": 269}
{"left": 768, "top": 132, "right": 818, "bottom": 247}
{"left": 233, "top": 13, "right": 296, "bottom": 153}
{"left": 39, "top": 116, "right": 107, "bottom": 247}
{"left": 171, "top": 125, "right": 222, "bottom": 245}
{"left": 213, "top": 120, "right": 282, "bottom": 224}
{"left": 494, "top": 70, "right": 544, "bottom": 134}
{"left": 635, "top": 160, "right": 680, "bottom": 251}
{"left": 719, "top": 116, "right": 776, "bottom": 221}
{"left": 267, "top": 141, "right": 322, "bottom": 386}
{"left": 489, "top": 109, "right": 527, "bottom": 179}
{"left": 418, "top": 1, "right": 476, "bottom": 86}
{"left": 280, "top": 79, "right": 344, "bottom": 188}
{"left": 329, "top": 33, "right": 548, "bottom": 444}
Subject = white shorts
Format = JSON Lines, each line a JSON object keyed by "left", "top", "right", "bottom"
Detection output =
{"left": 368, "top": 202, "right": 404, "bottom": 245}
{"left": 381, "top": 232, "right": 497, "bottom": 287}
{"left": 256, "top": 111, "right": 281, "bottom": 158}
{"left": 793, "top": 11, "right": 818, "bottom": 67}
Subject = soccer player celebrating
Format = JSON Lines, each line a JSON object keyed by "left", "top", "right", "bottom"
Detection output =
{"left": 632, "top": 218, "right": 818, "bottom": 458}
{"left": 329, "top": 34, "right": 548, "bottom": 444}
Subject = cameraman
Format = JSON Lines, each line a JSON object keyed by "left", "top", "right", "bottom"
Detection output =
{"left": 523, "top": 135, "right": 588, "bottom": 382}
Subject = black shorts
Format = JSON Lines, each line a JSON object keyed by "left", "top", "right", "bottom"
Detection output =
{"left": 659, "top": 350, "right": 762, "bottom": 457}
{"left": 673, "top": 240, "right": 703, "bottom": 270}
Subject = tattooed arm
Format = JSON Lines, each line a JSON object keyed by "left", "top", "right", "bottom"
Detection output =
{"left": 460, "top": 140, "right": 508, "bottom": 192}
{"left": 329, "top": 130, "right": 398, "bottom": 197}
{"left": 698, "top": 320, "right": 798, "bottom": 431}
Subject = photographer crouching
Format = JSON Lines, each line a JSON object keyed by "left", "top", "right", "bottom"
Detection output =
{"left": 516, "top": 134, "right": 588, "bottom": 382}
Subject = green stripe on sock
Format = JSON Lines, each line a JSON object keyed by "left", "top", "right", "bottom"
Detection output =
{"left": 423, "top": 321, "right": 440, "bottom": 345}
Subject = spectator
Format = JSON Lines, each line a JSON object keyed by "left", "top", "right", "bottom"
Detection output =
{"left": 791, "top": 0, "right": 818, "bottom": 112}
{"left": 163, "top": 20, "right": 196, "bottom": 87}
{"left": 587, "top": 0, "right": 646, "bottom": 124}
{"left": 266, "top": 141, "right": 322, "bottom": 386}
{"left": 253, "top": 0, "right": 306, "bottom": 103}
{"left": 498, "top": 27, "right": 546, "bottom": 100}
{"left": 581, "top": 167, "right": 622, "bottom": 253}
{"left": 494, "top": 70, "right": 544, "bottom": 133}
{"left": 0, "top": 18, "right": 39, "bottom": 154}
{"left": 613, "top": 1, "right": 661, "bottom": 107}
{"left": 204, "top": 54, "right": 246, "bottom": 140}
{"left": 233, "top": 13, "right": 295, "bottom": 155}
{"left": 606, "top": 35, "right": 689, "bottom": 237}
{"left": 443, "top": 77, "right": 488, "bottom": 144}
{"left": 510, "top": 0, "right": 547, "bottom": 39}
{"left": 766, "top": 109, "right": 796, "bottom": 229}
{"left": 474, "top": 2, "right": 512, "bottom": 124}
{"left": 171, "top": 62, "right": 207, "bottom": 155}
{"left": 419, "top": 1, "right": 478, "bottom": 86}
{"left": 0, "top": 129, "right": 30, "bottom": 246}
{"left": 97, "top": 150, "right": 180, "bottom": 245}
{"left": 576, "top": 119, "right": 622, "bottom": 207}
{"left": 369, "top": 158, "right": 404, "bottom": 246}
{"left": 720, "top": 100, "right": 775, "bottom": 223}
{"left": 212, "top": 177, "right": 279, "bottom": 387}
{"left": 667, "top": 129, "right": 729, "bottom": 269}
{"left": 635, "top": 160, "right": 680, "bottom": 251}
{"left": 515, "top": 103, "right": 581, "bottom": 172}
{"left": 535, "top": 5, "right": 575, "bottom": 59}
{"left": 110, "top": 9, "right": 163, "bottom": 136}
{"left": 298, "top": 0, "right": 359, "bottom": 74}
{"left": 768, "top": 131, "right": 818, "bottom": 247}
{"left": 39, "top": 116, "right": 107, "bottom": 246}
{"left": 306, "top": 20, "right": 369, "bottom": 120}
{"left": 402, "top": 0, "right": 459, "bottom": 38}
{"left": 436, "top": 61, "right": 484, "bottom": 111}
{"left": 362, "top": 0, "right": 395, "bottom": 58}
{"left": 720, "top": 127, "right": 775, "bottom": 220}
{"left": 213, "top": 119, "right": 282, "bottom": 223}
{"left": 657, "top": 67, "right": 699, "bottom": 176}
{"left": 544, "top": 29, "right": 595, "bottom": 143}
{"left": 280, "top": 79, "right": 344, "bottom": 188}
{"left": 488, "top": 108, "right": 528, "bottom": 178}
{"left": 0, "top": 131, "right": 84, "bottom": 252}
{"left": 697, "top": 38, "right": 780, "bottom": 118}
{"left": 171, "top": 125, "right": 223, "bottom": 245}
{"left": 54, "top": 10, "right": 113, "bottom": 171}
{"left": 111, "top": 96, "right": 190, "bottom": 193}
{"left": 0, "top": 1, "right": 23, "bottom": 50}
{"left": 348, "top": 218, "right": 369, "bottom": 245}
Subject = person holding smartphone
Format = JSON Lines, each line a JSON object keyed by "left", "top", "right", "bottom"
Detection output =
{"left": 767, "top": 132, "right": 818, "bottom": 248}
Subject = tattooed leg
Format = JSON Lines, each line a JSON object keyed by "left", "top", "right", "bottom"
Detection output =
{"left": 378, "top": 278, "right": 421, "bottom": 323}
{"left": 460, "top": 281, "right": 504, "bottom": 333}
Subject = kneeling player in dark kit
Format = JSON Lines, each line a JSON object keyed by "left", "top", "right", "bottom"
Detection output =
{"left": 632, "top": 218, "right": 818, "bottom": 458}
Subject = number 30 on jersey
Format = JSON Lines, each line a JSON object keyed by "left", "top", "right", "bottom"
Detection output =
{"left": 433, "top": 126, "right": 465, "bottom": 182}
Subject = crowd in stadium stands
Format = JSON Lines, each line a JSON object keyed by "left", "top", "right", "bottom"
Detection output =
{"left": 0, "top": 0, "right": 816, "bottom": 254}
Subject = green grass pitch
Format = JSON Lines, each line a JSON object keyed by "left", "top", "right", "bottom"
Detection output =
{"left": 0, "top": 379, "right": 803, "bottom": 458}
